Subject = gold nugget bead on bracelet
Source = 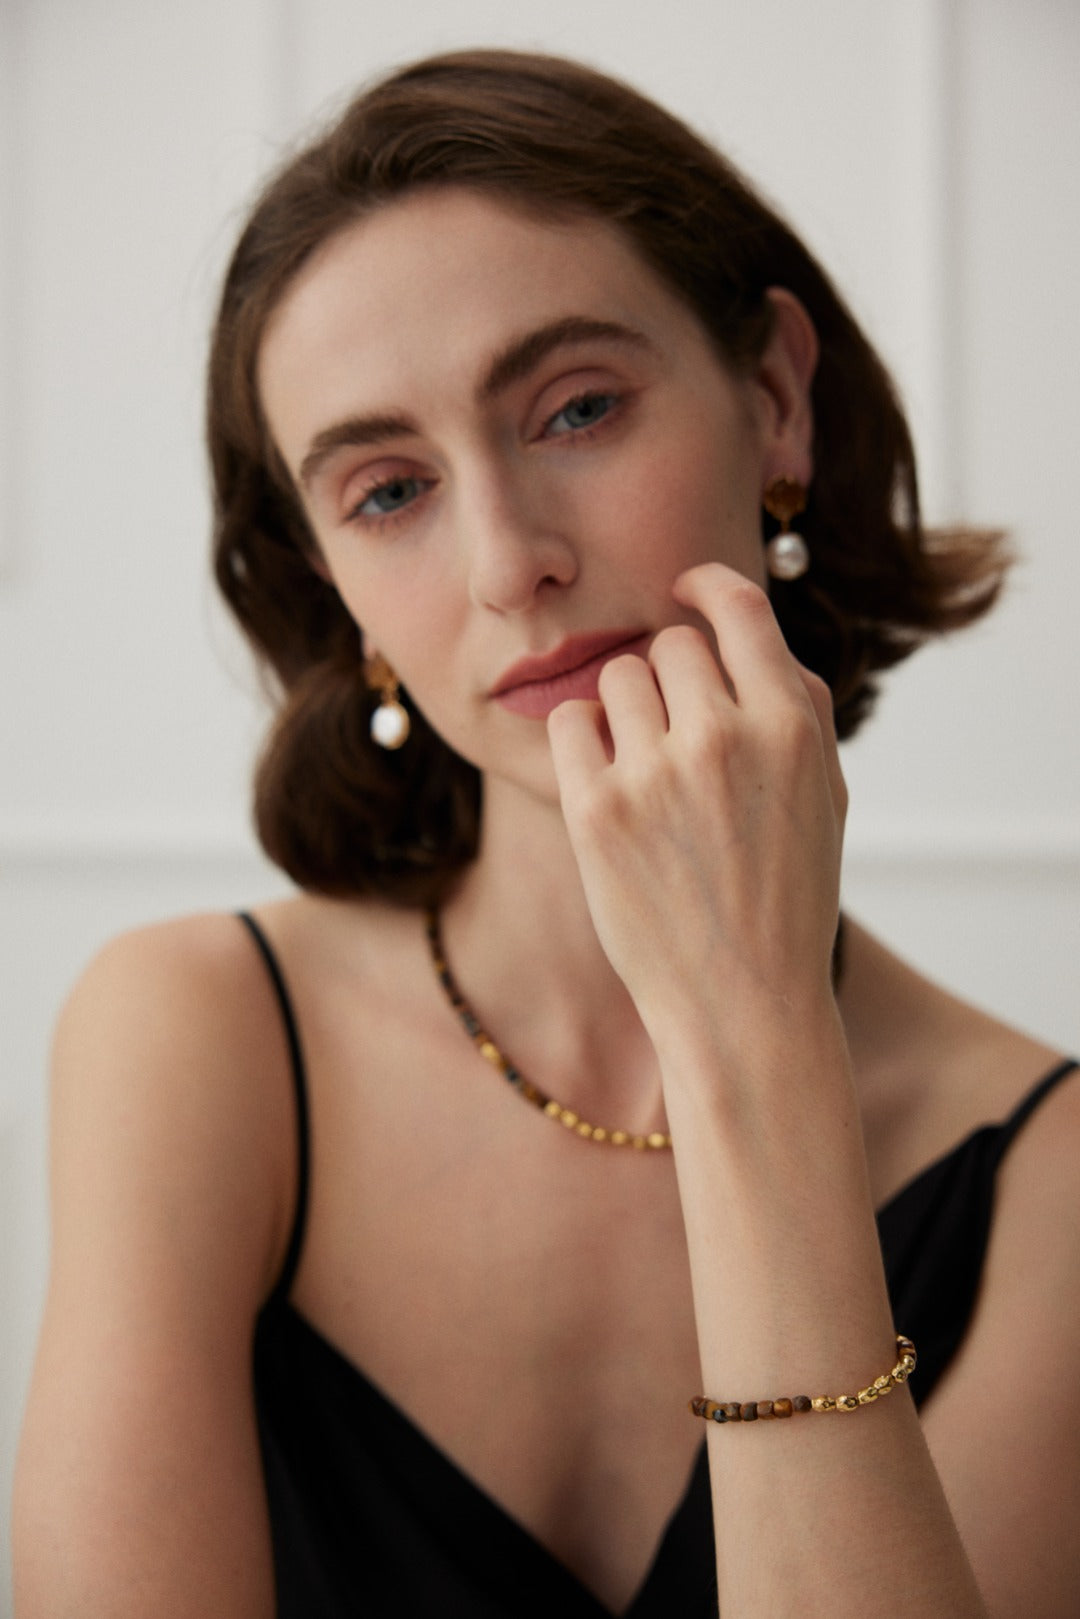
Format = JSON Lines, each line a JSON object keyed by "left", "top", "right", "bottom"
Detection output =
{"left": 689, "top": 1336, "right": 916, "bottom": 1425}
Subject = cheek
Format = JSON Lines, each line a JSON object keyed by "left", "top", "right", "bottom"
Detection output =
{"left": 601, "top": 434, "right": 764, "bottom": 584}
{"left": 323, "top": 544, "right": 458, "bottom": 661}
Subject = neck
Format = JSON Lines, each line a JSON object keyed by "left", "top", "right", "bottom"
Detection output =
{"left": 438, "top": 774, "right": 668, "bottom": 1131}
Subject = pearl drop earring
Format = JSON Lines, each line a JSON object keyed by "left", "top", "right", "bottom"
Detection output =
{"left": 364, "top": 652, "right": 411, "bottom": 750}
{"left": 762, "top": 477, "right": 810, "bottom": 581}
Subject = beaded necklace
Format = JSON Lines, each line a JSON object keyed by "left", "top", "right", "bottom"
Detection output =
{"left": 425, "top": 908, "right": 845, "bottom": 1153}
{"left": 425, "top": 908, "right": 672, "bottom": 1150}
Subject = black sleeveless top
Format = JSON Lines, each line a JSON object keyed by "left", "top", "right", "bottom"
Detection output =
{"left": 239, "top": 912, "right": 1078, "bottom": 1618}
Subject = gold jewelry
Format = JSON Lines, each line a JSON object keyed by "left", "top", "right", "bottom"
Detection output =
{"left": 426, "top": 914, "right": 846, "bottom": 1151}
{"left": 364, "top": 652, "right": 410, "bottom": 749}
{"left": 689, "top": 1334, "right": 916, "bottom": 1425}
{"left": 763, "top": 476, "right": 810, "bottom": 581}
{"left": 425, "top": 908, "right": 672, "bottom": 1149}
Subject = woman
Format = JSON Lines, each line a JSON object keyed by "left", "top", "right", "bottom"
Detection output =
{"left": 13, "top": 48, "right": 1079, "bottom": 1618}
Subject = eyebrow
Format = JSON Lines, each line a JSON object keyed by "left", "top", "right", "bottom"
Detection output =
{"left": 296, "top": 315, "right": 653, "bottom": 494}
{"left": 476, "top": 315, "right": 653, "bottom": 401}
{"left": 298, "top": 412, "right": 420, "bottom": 492}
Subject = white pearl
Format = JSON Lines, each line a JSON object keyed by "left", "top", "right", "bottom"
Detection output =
{"left": 370, "top": 699, "right": 410, "bottom": 749}
{"left": 765, "top": 530, "right": 810, "bottom": 581}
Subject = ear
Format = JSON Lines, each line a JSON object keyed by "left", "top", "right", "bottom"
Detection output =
{"left": 753, "top": 288, "right": 818, "bottom": 487}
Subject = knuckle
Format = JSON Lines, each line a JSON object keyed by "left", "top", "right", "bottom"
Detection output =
{"left": 802, "top": 667, "right": 830, "bottom": 702}
{"left": 654, "top": 623, "right": 708, "bottom": 658}
{"left": 596, "top": 650, "right": 642, "bottom": 695}
{"left": 684, "top": 713, "right": 738, "bottom": 777}
{"left": 729, "top": 576, "right": 773, "bottom": 619}
{"left": 574, "top": 777, "right": 628, "bottom": 840}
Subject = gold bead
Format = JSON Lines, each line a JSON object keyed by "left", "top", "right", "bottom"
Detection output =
{"left": 478, "top": 1040, "right": 501, "bottom": 1065}
{"left": 560, "top": 1110, "right": 579, "bottom": 1128}
{"left": 610, "top": 1131, "right": 628, "bottom": 1146}
{"left": 544, "top": 1100, "right": 561, "bottom": 1117}
{"left": 812, "top": 1396, "right": 835, "bottom": 1413}
{"left": 857, "top": 1386, "right": 878, "bottom": 1404}
{"left": 836, "top": 1394, "right": 859, "bottom": 1412}
{"left": 592, "top": 1127, "right": 608, "bottom": 1142}
{"left": 577, "top": 1121, "right": 593, "bottom": 1137}
{"left": 647, "top": 1132, "right": 669, "bottom": 1149}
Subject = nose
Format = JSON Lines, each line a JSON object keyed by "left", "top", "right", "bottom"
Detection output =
{"left": 463, "top": 469, "right": 577, "bottom": 613}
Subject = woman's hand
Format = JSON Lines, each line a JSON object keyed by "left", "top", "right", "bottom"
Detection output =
{"left": 547, "top": 562, "right": 847, "bottom": 1043}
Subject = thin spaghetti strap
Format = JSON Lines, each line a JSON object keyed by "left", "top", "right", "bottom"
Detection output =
{"left": 998, "top": 1057, "right": 1079, "bottom": 1145}
{"left": 236, "top": 911, "right": 311, "bottom": 1305}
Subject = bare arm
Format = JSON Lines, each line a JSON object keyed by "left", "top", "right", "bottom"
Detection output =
{"left": 550, "top": 563, "right": 1080, "bottom": 1616}
{"left": 13, "top": 916, "right": 296, "bottom": 1618}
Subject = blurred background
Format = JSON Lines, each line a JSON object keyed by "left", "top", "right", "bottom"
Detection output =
{"left": 1, "top": 1, "right": 1078, "bottom": 1605}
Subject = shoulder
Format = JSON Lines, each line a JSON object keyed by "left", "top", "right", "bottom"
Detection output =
{"left": 841, "top": 917, "right": 1073, "bottom": 1204}
{"left": 50, "top": 908, "right": 300, "bottom": 1308}
{"left": 14, "top": 910, "right": 305, "bottom": 1612}
{"left": 918, "top": 1055, "right": 1080, "bottom": 1613}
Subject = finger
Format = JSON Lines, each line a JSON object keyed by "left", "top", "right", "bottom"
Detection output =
{"left": 672, "top": 562, "right": 806, "bottom": 706}
{"left": 795, "top": 663, "right": 848, "bottom": 821}
{"left": 595, "top": 650, "right": 669, "bottom": 758}
{"left": 547, "top": 697, "right": 611, "bottom": 788}
{"left": 646, "top": 624, "right": 735, "bottom": 728}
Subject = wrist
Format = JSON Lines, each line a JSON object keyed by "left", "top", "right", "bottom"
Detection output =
{"left": 647, "top": 984, "right": 849, "bottom": 1104}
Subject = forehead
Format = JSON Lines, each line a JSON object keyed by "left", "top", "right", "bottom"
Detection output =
{"left": 257, "top": 188, "right": 705, "bottom": 443}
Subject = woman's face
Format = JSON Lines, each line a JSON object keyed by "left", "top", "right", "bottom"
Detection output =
{"left": 258, "top": 187, "right": 810, "bottom": 802}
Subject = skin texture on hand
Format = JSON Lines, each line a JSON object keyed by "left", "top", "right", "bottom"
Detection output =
{"left": 548, "top": 560, "right": 846, "bottom": 1044}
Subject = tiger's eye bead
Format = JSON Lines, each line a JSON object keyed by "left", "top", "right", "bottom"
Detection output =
{"left": 740, "top": 1402, "right": 759, "bottom": 1421}
{"left": 756, "top": 1401, "right": 775, "bottom": 1419}
{"left": 792, "top": 1396, "right": 812, "bottom": 1413}
{"left": 722, "top": 1403, "right": 742, "bottom": 1421}
{"left": 773, "top": 1398, "right": 794, "bottom": 1418}
{"left": 711, "top": 1406, "right": 728, "bottom": 1423}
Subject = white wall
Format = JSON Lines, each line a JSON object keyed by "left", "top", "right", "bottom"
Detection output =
{"left": 2, "top": 1, "right": 1078, "bottom": 1606}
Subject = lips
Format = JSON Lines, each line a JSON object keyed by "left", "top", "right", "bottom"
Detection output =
{"left": 491, "top": 630, "right": 651, "bottom": 719}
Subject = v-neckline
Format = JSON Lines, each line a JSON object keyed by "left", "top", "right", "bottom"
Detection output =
{"left": 271, "top": 1297, "right": 713, "bottom": 1618}
{"left": 263, "top": 1162, "right": 944, "bottom": 1619}
{"left": 261, "top": 1058, "right": 1077, "bottom": 1615}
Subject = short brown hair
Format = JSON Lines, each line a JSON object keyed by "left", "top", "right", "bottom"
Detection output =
{"left": 209, "top": 48, "right": 1007, "bottom": 902}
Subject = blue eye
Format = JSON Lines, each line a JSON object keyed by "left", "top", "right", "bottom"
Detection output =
{"left": 356, "top": 476, "right": 424, "bottom": 518}
{"left": 546, "top": 392, "right": 617, "bottom": 436}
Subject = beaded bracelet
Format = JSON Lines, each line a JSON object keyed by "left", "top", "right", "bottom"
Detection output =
{"left": 689, "top": 1335, "right": 916, "bottom": 1425}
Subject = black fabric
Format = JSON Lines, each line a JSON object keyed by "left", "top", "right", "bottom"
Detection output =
{"left": 239, "top": 913, "right": 1077, "bottom": 1617}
